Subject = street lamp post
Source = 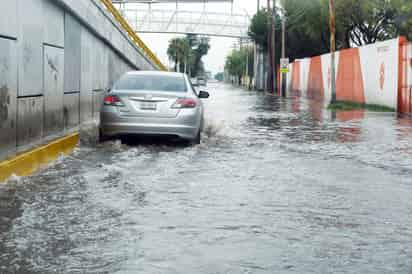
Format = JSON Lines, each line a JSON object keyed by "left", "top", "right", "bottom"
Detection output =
{"left": 329, "top": 0, "right": 336, "bottom": 104}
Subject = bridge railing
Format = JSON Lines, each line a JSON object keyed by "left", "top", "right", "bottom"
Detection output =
{"left": 123, "top": 8, "right": 250, "bottom": 38}
{"left": 99, "top": 0, "right": 167, "bottom": 71}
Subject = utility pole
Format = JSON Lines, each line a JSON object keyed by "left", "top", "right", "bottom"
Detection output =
{"left": 240, "top": 38, "right": 243, "bottom": 86}
{"left": 245, "top": 39, "right": 249, "bottom": 88}
{"left": 272, "top": 0, "right": 276, "bottom": 93}
{"left": 281, "top": 16, "right": 286, "bottom": 97}
{"left": 329, "top": 0, "right": 337, "bottom": 103}
{"left": 267, "top": 0, "right": 274, "bottom": 92}
{"left": 254, "top": 0, "right": 260, "bottom": 90}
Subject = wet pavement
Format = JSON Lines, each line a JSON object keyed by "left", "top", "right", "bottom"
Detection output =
{"left": 1, "top": 83, "right": 412, "bottom": 273}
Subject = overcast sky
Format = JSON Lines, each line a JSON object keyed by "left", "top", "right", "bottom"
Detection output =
{"left": 136, "top": 0, "right": 265, "bottom": 75}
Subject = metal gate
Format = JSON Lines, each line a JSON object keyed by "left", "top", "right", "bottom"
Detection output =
{"left": 399, "top": 40, "right": 412, "bottom": 113}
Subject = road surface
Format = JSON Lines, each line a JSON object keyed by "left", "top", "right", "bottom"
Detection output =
{"left": 1, "top": 83, "right": 412, "bottom": 273}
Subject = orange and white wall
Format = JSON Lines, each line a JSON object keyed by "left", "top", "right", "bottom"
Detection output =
{"left": 288, "top": 37, "right": 412, "bottom": 113}
{"left": 399, "top": 39, "right": 412, "bottom": 113}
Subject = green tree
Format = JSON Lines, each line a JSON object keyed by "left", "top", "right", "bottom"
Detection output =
{"left": 248, "top": 9, "right": 270, "bottom": 50}
{"left": 190, "top": 36, "right": 211, "bottom": 77}
{"left": 335, "top": 0, "right": 398, "bottom": 46}
{"left": 392, "top": 0, "right": 412, "bottom": 40}
{"left": 248, "top": 8, "right": 282, "bottom": 70}
{"left": 248, "top": 0, "right": 411, "bottom": 63}
{"left": 225, "top": 49, "right": 247, "bottom": 85}
{"left": 281, "top": 0, "right": 332, "bottom": 57}
{"left": 167, "top": 37, "right": 191, "bottom": 72}
{"left": 168, "top": 35, "right": 211, "bottom": 76}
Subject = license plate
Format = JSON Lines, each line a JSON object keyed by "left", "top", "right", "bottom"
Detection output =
{"left": 140, "top": 102, "right": 157, "bottom": 110}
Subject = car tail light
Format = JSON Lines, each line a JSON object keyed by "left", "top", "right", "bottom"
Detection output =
{"left": 172, "top": 98, "right": 197, "bottom": 109}
{"left": 104, "top": 95, "right": 124, "bottom": 106}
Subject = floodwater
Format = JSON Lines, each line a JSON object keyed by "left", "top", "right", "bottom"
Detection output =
{"left": 1, "top": 83, "right": 412, "bottom": 273}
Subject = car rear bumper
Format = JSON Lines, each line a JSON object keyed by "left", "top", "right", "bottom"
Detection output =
{"left": 101, "top": 122, "right": 198, "bottom": 140}
{"left": 100, "top": 110, "right": 200, "bottom": 140}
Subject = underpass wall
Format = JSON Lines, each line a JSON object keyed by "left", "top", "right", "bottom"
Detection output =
{"left": 287, "top": 38, "right": 409, "bottom": 112}
{"left": 0, "top": 0, "right": 159, "bottom": 162}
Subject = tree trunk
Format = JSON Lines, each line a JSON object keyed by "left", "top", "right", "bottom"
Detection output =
{"left": 174, "top": 57, "right": 178, "bottom": 72}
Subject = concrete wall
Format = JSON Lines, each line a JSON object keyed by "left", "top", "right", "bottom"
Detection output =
{"left": 0, "top": 0, "right": 159, "bottom": 161}
{"left": 398, "top": 40, "right": 412, "bottom": 113}
{"left": 287, "top": 38, "right": 409, "bottom": 111}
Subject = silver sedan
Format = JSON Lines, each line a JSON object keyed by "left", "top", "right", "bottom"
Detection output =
{"left": 99, "top": 71, "right": 209, "bottom": 144}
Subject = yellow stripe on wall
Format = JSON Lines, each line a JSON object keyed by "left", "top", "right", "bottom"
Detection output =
{"left": 0, "top": 133, "right": 79, "bottom": 183}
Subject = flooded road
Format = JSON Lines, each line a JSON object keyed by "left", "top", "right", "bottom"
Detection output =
{"left": 1, "top": 83, "right": 412, "bottom": 273}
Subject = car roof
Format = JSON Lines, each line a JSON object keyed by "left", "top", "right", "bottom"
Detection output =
{"left": 126, "top": 70, "right": 186, "bottom": 77}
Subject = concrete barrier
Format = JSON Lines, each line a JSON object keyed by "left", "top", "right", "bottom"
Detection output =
{"left": 287, "top": 37, "right": 412, "bottom": 113}
{"left": 0, "top": 0, "right": 161, "bottom": 181}
{"left": 0, "top": 133, "right": 79, "bottom": 182}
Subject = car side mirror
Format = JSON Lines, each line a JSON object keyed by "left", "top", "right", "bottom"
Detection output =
{"left": 198, "top": 90, "right": 210, "bottom": 99}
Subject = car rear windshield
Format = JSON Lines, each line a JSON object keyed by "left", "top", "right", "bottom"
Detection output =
{"left": 113, "top": 74, "right": 188, "bottom": 92}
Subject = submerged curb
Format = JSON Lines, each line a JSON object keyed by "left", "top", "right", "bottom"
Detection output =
{"left": 0, "top": 133, "right": 79, "bottom": 183}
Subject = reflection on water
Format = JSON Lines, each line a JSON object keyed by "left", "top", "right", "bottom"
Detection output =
{"left": 1, "top": 83, "right": 412, "bottom": 274}
{"left": 335, "top": 110, "right": 364, "bottom": 143}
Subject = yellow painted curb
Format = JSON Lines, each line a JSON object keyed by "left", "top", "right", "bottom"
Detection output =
{"left": 0, "top": 133, "right": 80, "bottom": 183}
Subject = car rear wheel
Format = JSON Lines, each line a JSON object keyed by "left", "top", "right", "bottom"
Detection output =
{"left": 98, "top": 128, "right": 110, "bottom": 143}
{"left": 192, "top": 131, "right": 201, "bottom": 145}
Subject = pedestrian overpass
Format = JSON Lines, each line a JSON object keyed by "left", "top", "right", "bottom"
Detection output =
{"left": 113, "top": 0, "right": 250, "bottom": 38}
